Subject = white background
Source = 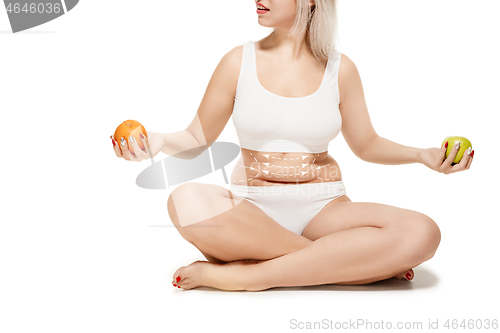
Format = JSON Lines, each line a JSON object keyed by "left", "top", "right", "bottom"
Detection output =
{"left": 1, "top": 0, "right": 498, "bottom": 332}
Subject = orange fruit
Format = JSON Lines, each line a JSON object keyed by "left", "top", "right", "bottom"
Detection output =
{"left": 113, "top": 120, "right": 148, "bottom": 155}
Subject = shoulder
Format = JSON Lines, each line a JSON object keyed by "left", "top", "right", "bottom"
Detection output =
{"left": 211, "top": 44, "right": 244, "bottom": 84}
{"left": 337, "top": 53, "right": 363, "bottom": 105}
{"left": 217, "top": 44, "right": 244, "bottom": 74}
{"left": 338, "top": 53, "right": 360, "bottom": 83}
{"left": 206, "top": 44, "right": 245, "bottom": 97}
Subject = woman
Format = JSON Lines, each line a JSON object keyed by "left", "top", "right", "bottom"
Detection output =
{"left": 111, "top": 0, "right": 474, "bottom": 291}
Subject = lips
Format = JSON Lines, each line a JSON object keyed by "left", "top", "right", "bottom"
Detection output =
{"left": 256, "top": 2, "right": 269, "bottom": 10}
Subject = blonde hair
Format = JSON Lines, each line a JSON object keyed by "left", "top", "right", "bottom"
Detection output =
{"left": 272, "top": 0, "right": 340, "bottom": 64}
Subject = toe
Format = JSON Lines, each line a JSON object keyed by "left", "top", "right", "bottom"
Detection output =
{"left": 393, "top": 268, "right": 414, "bottom": 280}
{"left": 172, "top": 266, "right": 186, "bottom": 285}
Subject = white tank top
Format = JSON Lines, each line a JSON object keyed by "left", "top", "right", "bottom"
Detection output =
{"left": 232, "top": 40, "right": 342, "bottom": 154}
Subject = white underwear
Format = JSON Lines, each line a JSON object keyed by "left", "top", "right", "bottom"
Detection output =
{"left": 229, "top": 180, "right": 347, "bottom": 235}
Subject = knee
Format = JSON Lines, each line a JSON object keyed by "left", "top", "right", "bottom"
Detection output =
{"left": 401, "top": 215, "right": 441, "bottom": 265}
{"left": 169, "top": 182, "right": 204, "bottom": 204}
{"left": 167, "top": 182, "right": 230, "bottom": 241}
{"left": 168, "top": 182, "right": 202, "bottom": 212}
{"left": 167, "top": 182, "right": 206, "bottom": 233}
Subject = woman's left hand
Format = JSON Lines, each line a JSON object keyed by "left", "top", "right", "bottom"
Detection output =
{"left": 417, "top": 142, "right": 474, "bottom": 174}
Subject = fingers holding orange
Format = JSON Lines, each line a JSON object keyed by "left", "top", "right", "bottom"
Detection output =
{"left": 128, "top": 134, "right": 150, "bottom": 161}
{"left": 113, "top": 120, "right": 148, "bottom": 156}
{"left": 139, "top": 132, "right": 151, "bottom": 151}
{"left": 118, "top": 136, "right": 133, "bottom": 160}
{"left": 110, "top": 135, "right": 123, "bottom": 158}
{"left": 113, "top": 120, "right": 149, "bottom": 161}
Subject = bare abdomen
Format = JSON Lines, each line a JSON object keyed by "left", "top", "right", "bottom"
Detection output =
{"left": 230, "top": 148, "right": 342, "bottom": 186}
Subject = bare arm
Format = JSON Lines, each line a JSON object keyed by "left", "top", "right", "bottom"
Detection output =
{"left": 159, "top": 45, "right": 242, "bottom": 158}
{"left": 338, "top": 54, "right": 424, "bottom": 165}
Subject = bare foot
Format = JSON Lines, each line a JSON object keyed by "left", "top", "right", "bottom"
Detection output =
{"left": 171, "top": 260, "right": 414, "bottom": 291}
{"left": 171, "top": 259, "right": 262, "bottom": 291}
{"left": 393, "top": 268, "right": 414, "bottom": 281}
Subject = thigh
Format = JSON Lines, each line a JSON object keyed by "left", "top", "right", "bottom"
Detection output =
{"left": 301, "top": 195, "right": 434, "bottom": 241}
{"left": 168, "top": 182, "right": 241, "bottom": 228}
{"left": 168, "top": 182, "right": 312, "bottom": 262}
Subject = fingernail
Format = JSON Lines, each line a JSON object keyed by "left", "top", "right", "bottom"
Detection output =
{"left": 111, "top": 138, "right": 116, "bottom": 147}
{"left": 470, "top": 150, "right": 474, "bottom": 158}
{"left": 129, "top": 135, "right": 135, "bottom": 143}
{"left": 454, "top": 142, "right": 460, "bottom": 150}
{"left": 444, "top": 141, "right": 448, "bottom": 148}
{"left": 120, "top": 137, "right": 126, "bottom": 146}
{"left": 173, "top": 284, "right": 177, "bottom": 287}
{"left": 405, "top": 272, "right": 412, "bottom": 280}
{"left": 176, "top": 276, "right": 181, "bottom": 283}
{"left": 177, "top": 286, "right": 181, "bottom": 288}
{"left": 139, "top": 133, "right": 145, "bottom": 140}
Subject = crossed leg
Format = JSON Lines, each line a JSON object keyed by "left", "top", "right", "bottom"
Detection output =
{"left": 167, "top": 182, "right": 313, "bottom": 263}
{"left": 299, "top": 198, "right": 425, "bottom": 285}
{"left": 168, "top": 182, "right": 441, "bottom": 290}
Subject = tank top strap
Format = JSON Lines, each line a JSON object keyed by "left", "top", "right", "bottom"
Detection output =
{"left": 322, "top": 47, "right": 342, "bottom": 93}
{"left": 235, "top": 41, "right": 257, "bottom": 99}
{"left": 247, "top": 40, "right": 259, "bottom": 84}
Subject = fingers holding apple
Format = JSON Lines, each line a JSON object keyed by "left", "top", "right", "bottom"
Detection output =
{"left": 466, "top": 149, "right": 474, "bottom": 169}
{"left": 456, "top": 146, "right": 473, "bottom": 170}
{"left": 442, "top": 141, "right": 461, "bottom": 170}
{"left": 440, "top": 140, "right": 448, "bottom": 159}
{"left": 442, "top": 136, "right": 472, "bottom": 165}
{"left": 439, "top": 136, "right": 474, "bottom": 174}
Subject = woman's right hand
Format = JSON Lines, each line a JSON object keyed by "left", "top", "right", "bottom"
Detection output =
{"left": 111, "top": 132, "right": 165, "bottom": 162}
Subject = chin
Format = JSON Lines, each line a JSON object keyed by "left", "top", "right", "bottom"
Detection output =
{"left": 257, "top": 23, "right": 273, "bottom": 28}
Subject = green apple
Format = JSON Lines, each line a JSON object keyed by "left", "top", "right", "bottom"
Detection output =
{"left": 442, "top": 136, "right": 472, "bottom": 165}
